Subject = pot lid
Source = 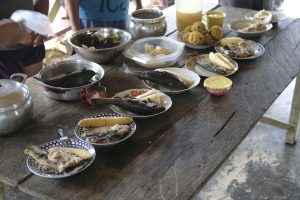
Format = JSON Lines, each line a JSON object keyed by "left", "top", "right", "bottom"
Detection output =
{"left": 0, "top": 79, "right": 30, "bottom": 107}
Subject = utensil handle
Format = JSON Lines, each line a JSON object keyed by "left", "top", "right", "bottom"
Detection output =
{"left": 57, "top": 128, "right": 68, "bottom": 140}
{"left": 10, "top": 73, "right": 28, "bottom": 83}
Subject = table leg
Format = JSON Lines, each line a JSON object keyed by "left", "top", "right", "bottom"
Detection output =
{"left": 286, "top": 75, "right": 300, "bottom": 144}
{"left": 0, "top": 182, "right": 5, "bottom": 200}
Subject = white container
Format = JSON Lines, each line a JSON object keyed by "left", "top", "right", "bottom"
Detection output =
{"left": 124, "top": 37, "right": 184, "bottom": 69}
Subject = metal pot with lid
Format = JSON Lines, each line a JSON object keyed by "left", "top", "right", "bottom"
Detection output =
{"left": 0, "top": 73, "right": 33, "bottom": 135}
{"left": 130, "top": 8, "right": 167, "bottom": 39}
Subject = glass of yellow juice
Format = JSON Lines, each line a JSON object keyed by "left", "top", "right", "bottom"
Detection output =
{"left": 176, "top": 10, "right": 202, "bottom": 31}
{"left": 206, "top": 11, "right": 226, "bottom": 29}
{"left": 175, "top": 0, "right": 203, "bottom": 31}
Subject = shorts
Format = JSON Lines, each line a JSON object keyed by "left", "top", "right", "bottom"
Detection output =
{"left": 0, "top": 44, "right": 45, "bottom": 79}
{"left": 80, "top": 18, "right": 129, "bottom": 30}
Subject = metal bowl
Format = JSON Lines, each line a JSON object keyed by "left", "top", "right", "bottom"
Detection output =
{"left": 37, "top": 60, "right": 104, "bottom": 101}
{"left": 130, "top": 9, "right": 167, "bottom": 39}
{"left": 69, "top": 27, "right": 132, "bottom": 63}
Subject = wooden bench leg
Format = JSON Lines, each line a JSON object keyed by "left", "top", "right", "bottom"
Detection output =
{"left": 260, "top": 75, "right": 300, "bottom": 144}
{"left": 286, "top": 75, "right": 300, "bottom": 144}
{"left": 0, "top": 182, "right": 5, "bottom": 200}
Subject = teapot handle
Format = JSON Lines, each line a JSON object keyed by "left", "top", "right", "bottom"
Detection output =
{"left": 10, "top": 73, "right": 28, "bottom": 83}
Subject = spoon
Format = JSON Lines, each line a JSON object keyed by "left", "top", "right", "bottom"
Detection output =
{"left": 58, "top": 128, "right": 68, "bottom": 140}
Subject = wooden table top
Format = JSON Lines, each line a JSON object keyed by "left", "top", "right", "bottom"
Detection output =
{"left": 1, "top": 5, "right": 299, "bottom": 200}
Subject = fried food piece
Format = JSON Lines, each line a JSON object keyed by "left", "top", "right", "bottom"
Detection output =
{"left": 204, "top": 34, "right": 215, "bottom": 45}
{"left": 181, "top": 32, "right": 191, "bottom": 43}
{"left": 188, "top": 31, "right": 205, "bottom": 45}
{"left": 191, "top": 22, "right": 207, "bottom": 34}
{"left": 209, "top": 26, "right": 223, "bottom": 40}
{"left": 241, "top": 22, "right": 267, "bottom": 32}
{"left": 183, "top": 25, "right": 192, "bottom": 34}
{"left": 185, "top": 56, "right": 198, "bottom": 70}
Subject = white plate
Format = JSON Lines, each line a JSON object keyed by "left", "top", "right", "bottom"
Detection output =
{"left": 74, "top": 113, "right": 136, "bottom": 147}
{"left": 175, "top": 34, "right": 217, "bottom": 50}
{"left": 142, "top": 67, "right": 201, "bottom": 94}
{"left": 244, "top": 10, "right": 284, "bottom": 23}
{"left": 110, "top": 89, "right": 172, "bottom": 119}
{"left": 27, "top": 138, "right": 96, "bottom": 178}
{"left": 215, "top": 40, "right": 265, "bottom": 60}
{"left": 185, "top": 54, "right": 238, "bottom": 77}
{"left": 229, "top": 20, "right": 272, "bottom": 38}
{"left": 185, "top": 42, "right": 217, "bottom": 50}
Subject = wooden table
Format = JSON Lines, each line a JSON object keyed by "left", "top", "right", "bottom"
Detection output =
{"left": 1, "top": 5, "right": 300, "bottom": 200}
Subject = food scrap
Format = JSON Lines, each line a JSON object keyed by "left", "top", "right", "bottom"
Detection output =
{"left": 218, "top": 37, "right": 256, "bottom": 58}
{"left": 144, "top": 43, "right": 171, "bottom": 56}
{"left": 240, "top": 22, "right": 267, "bottom": 32}
{"left": 254, "top": 9, "right": 272, "bottom": 23}
{"left": 78, "top": 32, "right": 121, "bottom": 49}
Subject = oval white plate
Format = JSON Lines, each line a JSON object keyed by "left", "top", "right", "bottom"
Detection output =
{"left": 142, "top": 67, "right": 201, "bottom": 94}
{"left": 244, "top": 10, "right": 285, "bottom": 23}
{"left": 110, "top": 89, "right": 172, "bottom": 119}
{"left": 175, "top": 34, "right": 217, "bottom": 50}
{"left": 229, "top": 20, "right": 272, "bottom": 38}
{"left": 215, "top": 39, "right": 265, "bottom": 60}
{"left": 74, "top": 113, "right": 136, "bottom": 147}
{"left": 185, "top": 54, "right": 238, "bottom": 77}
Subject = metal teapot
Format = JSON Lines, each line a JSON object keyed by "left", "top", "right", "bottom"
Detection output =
{"left": 0, "top": 73, "right": 33, "bottom": 135}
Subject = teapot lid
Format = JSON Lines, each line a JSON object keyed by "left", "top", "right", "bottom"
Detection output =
{"left": 0, "top": 79, "right": 30, "bottom": 108}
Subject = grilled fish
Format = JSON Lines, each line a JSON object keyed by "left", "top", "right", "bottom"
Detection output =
{"left": 196, "top": 60, "right": 228, "bottom": 75}
{"left": 91, "top": 97, "right": 165, "bottom": 115}
{"left": 42, "top": 69, "right": 96, "bottom": 88}
{"left": 135, "top": 71, "right": 188, "bottom": 90}
{"left": 24, "top": 145, "right": 59, "bottom": 173}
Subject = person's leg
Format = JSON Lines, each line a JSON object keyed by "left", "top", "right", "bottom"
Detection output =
{"left": 0, "top": 44, "right": 45, "bottom": 79}
{"left": 23, "top": 44, "right": 45, "bottom": 77}
{"left": 220, "top": 0, "right": 254, "bottom": 9}
{"left": 253, "top": 0, "right": 274, "bottom": 10}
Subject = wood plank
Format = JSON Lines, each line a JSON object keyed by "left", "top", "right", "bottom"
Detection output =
{"left": 18, "top": 17, "right": 300, "bottom": 200}
{"left": 0, "top": 4, "right": 298, "bottom": 200}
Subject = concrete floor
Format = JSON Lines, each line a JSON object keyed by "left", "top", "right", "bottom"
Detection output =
{"left": 195, "top": 79, "right": 299, "bottom": 200}
{"left": 194, "top": 1, "right": 300, "bottom": 199}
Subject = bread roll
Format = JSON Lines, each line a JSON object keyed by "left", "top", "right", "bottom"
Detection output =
{"left": 215, "top": 53, "right": 235, "bottom": 70}
{"left": 209, "top": 52, "right": 234, "bottom": 70}
{"left": 220, "top": 37, "right": 243, "bottom": 46}
{"left": 78, "top": 117, "right": 133, "bottom": 127}
{"left": 159, "top": 69, "right": 194, "bottom": 86}
{"left": 135, "top": 89, "right": 158, "bottom": 99}
{"left": 48, "top": 147, "right": 92, "bottom": 160}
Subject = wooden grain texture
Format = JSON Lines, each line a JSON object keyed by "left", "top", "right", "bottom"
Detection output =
{"left": 0, "top": 5, "right": 299, "bottom": 200}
